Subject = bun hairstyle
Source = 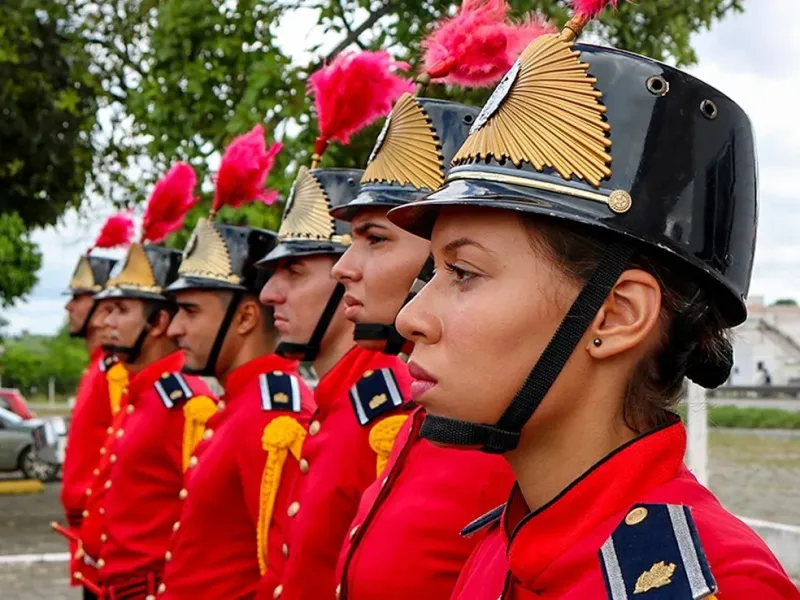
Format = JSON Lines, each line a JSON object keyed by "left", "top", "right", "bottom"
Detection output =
{"left": 522, "top": 215, "right": 734, "bottom": 433}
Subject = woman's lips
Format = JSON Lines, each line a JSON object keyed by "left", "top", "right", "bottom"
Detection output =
{"left": 343, "top": 294, "right": 363, "bottom": 320}
{"left": 408, "top": 361, "right": 438, "bottom": 401}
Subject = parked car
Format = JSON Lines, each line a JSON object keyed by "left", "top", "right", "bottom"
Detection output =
{"left": 0, "top": 388, "right": 36, "bottom": 420}
{"left": 0, "top": 406, "right": 61, "bottom": 481}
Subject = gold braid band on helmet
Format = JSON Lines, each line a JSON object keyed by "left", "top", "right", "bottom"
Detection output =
{"left": 368, "top": 414, "right": 409, "bottom": 478}
{"left": 258, "top": 416, "right": 307, "bottom": 575}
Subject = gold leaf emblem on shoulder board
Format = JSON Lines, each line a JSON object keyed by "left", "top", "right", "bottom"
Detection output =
{"left": 633, "top": 561, "right": 676, "bottom": 594}
{"left": 369, "top": 393, "right": 388, "bottom": 410}
{"left": 453, "top": 32, "right": 612, "bottom": 188}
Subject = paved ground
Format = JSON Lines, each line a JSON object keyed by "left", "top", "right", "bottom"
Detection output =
{"left": 1, "top": 430, "right": 798, "bottom": 598}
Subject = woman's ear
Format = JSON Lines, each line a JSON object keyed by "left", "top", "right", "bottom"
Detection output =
{"left": 586, "top": 269, "right": 662, "bottom": 359}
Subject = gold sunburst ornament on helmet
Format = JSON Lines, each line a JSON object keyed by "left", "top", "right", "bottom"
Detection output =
{"left": 277, "top": 166, "right": 347, "bottom": 243}
{"left": 362, "top": 94, "right": 445, "bottom": 191}
{"left": 453, "top": 0, "right": 619, "bottom": 189}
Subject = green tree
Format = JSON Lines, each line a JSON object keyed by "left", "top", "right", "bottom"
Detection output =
{"left": 0, "top": 0, "right": 100, "bottom": 306}
{"left": 67, "top": 0, "right": 744, "bottom": 238}
{"left": 0, "top": 213, "right": 43, "bottom": 306}
{"left": 0, "top": 0, "right": 100, "bottom": 228}
{"left": 0, "top": 326, "right": 87, "bottom": 396}
{"left": 772, "top": 299, "right": 798, "bottom": 307}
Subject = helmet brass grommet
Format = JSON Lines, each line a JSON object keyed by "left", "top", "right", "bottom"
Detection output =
{"left": 608, "top": 190, "right": 632, "bottom": 214}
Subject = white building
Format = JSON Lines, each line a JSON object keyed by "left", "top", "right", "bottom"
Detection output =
{"left": 731, "top": 296, "right": 800, "bottom": 385}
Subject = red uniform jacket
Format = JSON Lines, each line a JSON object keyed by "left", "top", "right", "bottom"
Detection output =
{"left": 160, "top": 354, "right": 316, "bottom": 599}
{"left": 80, "top": 351, "right": 216, "bottom": 598}
{"left": 336, "top": 405, "right": 514, "bottom": 599}
{"left": 61, "top": 350, "right": 121, "bottom": 528}
{"left": 76, "top": 404, "right": 129, "bottom": 588}
{"left": 273, "top": 346, "right": 413, "bottom": 600}
{"left": 450, "top": 421, "right": 799, "bottom": 600}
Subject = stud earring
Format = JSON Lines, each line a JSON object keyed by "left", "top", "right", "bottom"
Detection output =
{"left": 593, "top": 338, "right": 602, "bottom": 347}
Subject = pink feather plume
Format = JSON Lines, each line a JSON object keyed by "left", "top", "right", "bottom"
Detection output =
{"left": 92, "top": 212, "right": 134, "bottom": 250}
{"left": 213, "top": 125, "right": 283, "bottom": 214}
{"left": 308, "top": 50, "right": 413, "bottom": 150}
{"left": 570, "top": 0, "right": 619, "bottom": 19}
{"left": 141, "top": 162, "right": 198, "bottom": 243}
{"left": 422, "top": 0, "right": 555, "bottom": 88}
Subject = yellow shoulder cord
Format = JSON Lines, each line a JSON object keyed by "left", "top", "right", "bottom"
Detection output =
{"left": 258, "top": 416, "right": 307, "bottom": 576}
{"left": 182, "top": 396, "right": 217, "bottom": 472}
{"left": 368, "top": 414, "right": 409, "bottom": 478}
{"left": 106, "top": 363, "right": 129, "bottom": 416}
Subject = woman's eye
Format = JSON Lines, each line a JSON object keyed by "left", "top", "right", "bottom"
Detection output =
{"left": 368, "top": 234, "right": 387, "bottom": 245}
{"left": 444, "top": 262, "right": 477, "bottom": 285}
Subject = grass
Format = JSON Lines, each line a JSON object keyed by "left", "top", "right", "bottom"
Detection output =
{"left": 27, "top": 393, "right": 72, "bottom": 405}
{"left": 678, "top": 404, "right": 800, "bottom": 430}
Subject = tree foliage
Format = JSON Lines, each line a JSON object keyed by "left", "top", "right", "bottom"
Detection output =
{"left": 0, "top": 213, "right": 43, "bottom": 307}
{"left": 772, "top": 298, "right": 798, "bottom": 307}
{"left": 0, "top": 326, "right": 88, "bottom": 396}
{"left": 0, "top": 0, "right": 100, "bottom": 228}
{"left": 1, "top": 0, "right": 745, "bottom": 263}
{"left": 66, "top": 0, "right": 745, "bottom": 242}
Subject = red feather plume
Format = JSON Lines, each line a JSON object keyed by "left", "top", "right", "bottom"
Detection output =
{"left": 422, "top": 0, "right": 555, "bottom": 88}
{"left": 92, "top": 212, "right": 134, "bottom": 250}
{"left": 570, "top": 0, "right": 619, "bottom": 19}
{"left": 141, "top": 162, "right": 198, "bottom": 244}
{"left": 308, "top": 50, "right": 413, "bottom": 151}
{"left": 213, "top": 125, "right": 283, "bottom": 215}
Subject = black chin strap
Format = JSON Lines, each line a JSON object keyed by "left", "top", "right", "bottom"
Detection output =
{"left": 353, "top": 257, "right": 435, "bottom": 355}
{"left": 71, "top": 299, "right": 99, "bottom": 339}
{"left": 277, "top": 283, "right": 346, "bottom": 361}
{"left": 420, "top": 244, "right": 634, "bottom": 453}
{"left": 183, "top": 291, "right": 243, "bottom": 377}
{"left": 103, "top": 302, "right": 173, "bottom": 365}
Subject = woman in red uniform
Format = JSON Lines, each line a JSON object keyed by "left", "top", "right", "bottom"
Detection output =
{"left": 329, "top": 95, "right": 514, "bottom": 600}
{"left": 387, "top": 8, "right": 800, "bottom": 600}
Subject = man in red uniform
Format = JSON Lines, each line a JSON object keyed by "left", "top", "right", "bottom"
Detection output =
{"left": 58, "top": 251, "right": 126, "bottom": 599}
{"left": 329, "top": 94, "right": 515, "bottom": 600}
{"left": 158, "top": 127, "right": 316, "bottom": 598}
{"left": 74, "top": 168, "right": 218, "bottom": 599}
{"left": 258, "top": 165, "right": 412, "bottom": 600}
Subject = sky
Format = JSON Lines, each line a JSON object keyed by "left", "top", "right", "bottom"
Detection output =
{"left": 2, "top": 0, "right": 798, "bottom": 336}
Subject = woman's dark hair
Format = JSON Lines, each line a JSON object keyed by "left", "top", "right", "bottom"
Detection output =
{"left": 522, "top": 215, "right": 733, "bottom": 433}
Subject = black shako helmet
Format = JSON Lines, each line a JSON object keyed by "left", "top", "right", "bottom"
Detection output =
{"left": 64, "top": 254, "right": 118, "bottom": 338}
{"left": 96, "top": 243, "right": 183, "bottom": 363}
{"left": 389, "top": 36, "right": 757, "bottom": 453}
{"left": 330, "top": 96, "right": 479, "bottom": 354}
{"left": 256, "top": 167, "right": 363, "bottom": 361}
{"left": 165, "top": 220, "right": 278, "bottom": 376}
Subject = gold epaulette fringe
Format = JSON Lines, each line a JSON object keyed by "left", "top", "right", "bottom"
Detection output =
{"left": 106, "top": 363, "right": 129, "bottom": 416}
{"left": 258, "top": 416, "right": 307, "bottom": 575}
{"left": 368, "top": 414, "right": 409, "bottom": 478}
{"left": 181, "top": 396, "right": 217, "bottom": 471}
